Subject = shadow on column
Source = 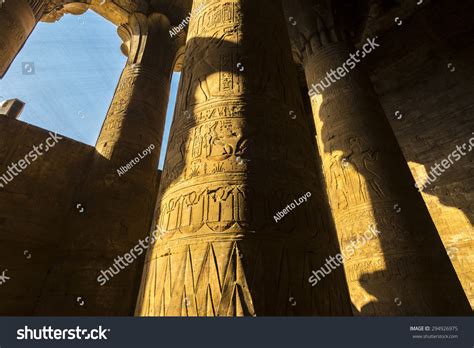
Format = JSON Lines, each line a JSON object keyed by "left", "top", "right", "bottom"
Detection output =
{"left": 315, "top": 61, "right": 471, "bottom": 315}
{"left": 138, "top": 17, "right": 352, "bottom": 315}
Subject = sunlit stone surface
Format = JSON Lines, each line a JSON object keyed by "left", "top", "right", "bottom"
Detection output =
{"left": 0, "top": 0, "right": 472, "bottom": 315}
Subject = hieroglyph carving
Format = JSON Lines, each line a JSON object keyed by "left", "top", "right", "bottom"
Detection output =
{"left": 136, "top": 0, "right": 352, "bottom": 316}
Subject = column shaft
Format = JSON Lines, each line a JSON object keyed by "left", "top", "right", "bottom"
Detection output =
{"left": 304, "top": 40, "right": 471, "bottom": 315}
{"left": 136, "top": 0, "right": 352, "bottom": 316}
{"left": 0, "top": 0, "right": 45, "bottom": 77}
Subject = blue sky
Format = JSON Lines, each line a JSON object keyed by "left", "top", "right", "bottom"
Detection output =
{"left": 0, "top": 11, "right": 178, "bottom": 169}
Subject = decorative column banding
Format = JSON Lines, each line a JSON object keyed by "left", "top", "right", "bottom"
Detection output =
{"left": 135, "top": 0, "right": 352, "bottom": 316}
{"left": 34, "top": 12, "right": 179, "bottom": 315}
{"left": 296, "top": 1, "right": 471, "bottom": 315}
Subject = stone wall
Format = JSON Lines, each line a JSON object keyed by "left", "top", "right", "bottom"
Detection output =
{"left": 0, "top": 116, "right": 93, "bottom": 314}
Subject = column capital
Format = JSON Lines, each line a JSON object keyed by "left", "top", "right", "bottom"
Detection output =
{"left": 40, "top": 0, "right": 90, "bottom": 22}
{"left": 285, "top": 0, "right": 350, "bottom": 64}
{"left": 285, "top": 0, "right": 433, "bottom": 61}
{"left": 118, "top": 12, "right": 184, "bottom": 68}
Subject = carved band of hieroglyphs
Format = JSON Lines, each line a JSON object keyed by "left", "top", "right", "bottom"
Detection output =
{"left": 188, "top": 1, "right": 241, "bottom": 38}
{"left": 157, "top": 180, "right": 321, "bottom": 238}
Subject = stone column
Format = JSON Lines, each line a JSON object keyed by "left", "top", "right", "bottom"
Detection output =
{"left": 0, "top": 1, "right": 92, "bottom": 78}
{"left": 0, "top": 0, "right": 45, "bottom": 77}
{"left": 295, "top": 1, "right": 471, "bottom": 315}
{"left": 135, "top": 0, "right": 352, "bottom": 316}
{"left": 94, "top": 12, "right": 178, "bottom": 177}
{"left": 35, "top": 12, "right": 179, "bottom": 315}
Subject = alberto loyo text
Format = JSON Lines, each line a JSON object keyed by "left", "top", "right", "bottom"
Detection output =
{"left": 117, "top": 144, "right": 155, "bottom": 177}
{"left": 273, "top": 192, "right": 312, "bottom": 223}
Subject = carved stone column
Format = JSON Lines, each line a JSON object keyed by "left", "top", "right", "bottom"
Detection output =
{"left": 35, "top": 12, "right": 179, "bottom": 315}
{"left": 294, "top": 0, "right": 471, "bottom": 315}
{"left": 95, "top": 12, "right": 178, "bottom": 174}
{"left": 135, "top": 0, "right": 352, "bottom": 316}
{"left": 0, "top": 0, "right": 45, "bottom": 77}
{"left": 0, "top": 0, "right": 92, "bottom": 78}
